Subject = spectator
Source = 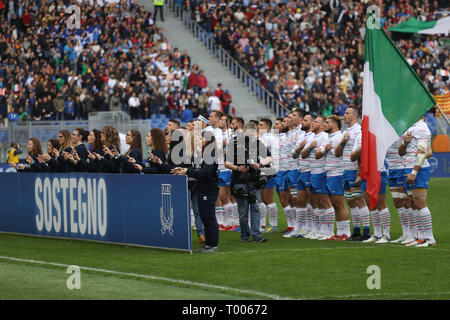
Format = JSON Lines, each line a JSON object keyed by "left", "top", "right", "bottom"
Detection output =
{"left": 8, "top": 106, "right": 19, "bottom": 123}
{"left": 128, "top": 92, "right": 141, "bottom": 119}
{"left": 53, "top": 92, "right": 65, "bottom": 120}
{"left": 109, "top": 91, "right": 122, "bottom": 112}
{"left": 222, "top": 89, "right": 232, "bottom": 115}
{"left": 181, "top": 107, "right": 194, "bottom": 123}
{"left": 335, "top": 99, "right": 348, "bottom": 118}
{"left": 64, "top": 96, "right": 75, "bottom": 120}
{"left": 208, "top": 90, "right": 222, "bottom": 113}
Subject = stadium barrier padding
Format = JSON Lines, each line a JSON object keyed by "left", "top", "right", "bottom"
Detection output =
{"left": 0, "top": 173, "right": 192, "bottom": 253}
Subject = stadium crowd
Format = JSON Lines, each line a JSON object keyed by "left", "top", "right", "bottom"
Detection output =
{"left": 11, "top": 105, "right": 438, "bottom": 249}
{"left": 0, "top": 0, "right": 234, "bottom": 127}
{"left": 186, "top": 0, "right": 449, "bottom": 115}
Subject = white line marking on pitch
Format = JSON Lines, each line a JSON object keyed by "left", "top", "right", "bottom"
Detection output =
{"left": 1, "top": 255, "right": 447, "bottom": 300}
{"left": 313, "top": 291, "right": 450, "bottom": 299}
{"left": 0, "top": 255, "right": 293, "bottom": 300}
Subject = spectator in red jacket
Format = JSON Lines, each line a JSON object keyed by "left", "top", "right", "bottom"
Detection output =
{"left": 188, "top": 72, "right": 199, "bottom": 92}
{"left": 167, "top": 91, "right": 178, "bottom": 119}
{"left": 198, "top": 70, "right": 208, "bottom": 89}
{"left": 222, "top": 89, "right": 232, "bottom": 115}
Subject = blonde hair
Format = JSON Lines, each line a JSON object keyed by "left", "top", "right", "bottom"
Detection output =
{"left": 102, "top": 125, "right": 121, "bottom": 148}
{"left": 58, "top": 130, "right": 73, "bottom": 151}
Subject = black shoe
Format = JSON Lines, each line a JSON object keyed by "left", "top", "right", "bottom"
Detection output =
{"left": 360, "top": 234, "right": 371, "bottom": 241}
{"left": 240, "top": 238, "right": 249, "bottom": 242}
{"left": 346, "top": 233, "right": 362, "bottom": 241}
{"left": 252, "top": 237, "right": 267, "bottom": 243}
{"left": 195, "top": 245, "right": 218, "bottom": 253}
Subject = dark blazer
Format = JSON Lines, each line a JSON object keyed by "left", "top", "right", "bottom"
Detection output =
{"left": 85, "top": 148, "right": 105, "bottom": 172}
{"left": 142, "top": 148, "right": 167, "bottom": 174}
{"left": 18, "top": 155, "right": 42, "bottom": 172}
{"left": 99, "top": 145, "right": 121, "bottom": 173}
{"left": 56, "top": 147, "right": 73, "bottom": 172}
{"left": 120, "top": 148, "right": 143, "bottom": 174}
{"left": 186, "top": 157, "right": 218, "bottom": 193}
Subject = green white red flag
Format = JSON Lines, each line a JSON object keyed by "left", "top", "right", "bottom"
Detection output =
{"left": 361, "top": 14, "right": 436, "bottom": 209}
{"left": 265, "top": 42, "right": 274, "bottom": 69}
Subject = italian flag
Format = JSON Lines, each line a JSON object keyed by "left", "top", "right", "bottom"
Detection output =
{"left": 361, "top": 15, "right": 436, "bottom": 209}
{"left": 265, "top": 42, "right": 274, "bottom": 69}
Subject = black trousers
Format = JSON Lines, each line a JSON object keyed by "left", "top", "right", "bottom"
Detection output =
{"left": 196, "top": 190, "right": 219, "bottom": 247}
{"left": 154, "top": 5, "right": 164, "bottom": 22}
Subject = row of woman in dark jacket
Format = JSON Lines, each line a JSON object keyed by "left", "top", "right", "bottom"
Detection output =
{"left": 12, "top": 125, "right": 217, "bottom": 182}
{"left": 12, "top": 125, "right": 142, "bottom": 174}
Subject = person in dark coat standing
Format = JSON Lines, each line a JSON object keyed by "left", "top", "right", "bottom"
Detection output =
{"left": 172, "top": 127, "right": 219, "bottom": 253}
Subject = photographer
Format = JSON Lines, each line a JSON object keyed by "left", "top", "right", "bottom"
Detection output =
{"left": 225, "top": 122, "right": 272, "bottom": 243}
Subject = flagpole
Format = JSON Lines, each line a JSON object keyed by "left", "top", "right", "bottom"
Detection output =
{"left": 435, "top": 103, "right": 450, "bottom": 127}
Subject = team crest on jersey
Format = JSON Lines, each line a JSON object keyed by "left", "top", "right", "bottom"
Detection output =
{"left": 160, "top": 184, "right": 174, "bottom": 236}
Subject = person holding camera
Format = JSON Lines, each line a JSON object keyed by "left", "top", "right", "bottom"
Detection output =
{"left": 225, "top": 122, "right": 272, "bottom": 243}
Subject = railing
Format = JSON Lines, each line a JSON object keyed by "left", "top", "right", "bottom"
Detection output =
{"left": 168, "top": 0, "right": 290, "bottom": 119}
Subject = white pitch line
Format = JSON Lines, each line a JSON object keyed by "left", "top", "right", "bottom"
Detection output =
{"left": 0, "top": 255, "right": 293, "bottom": 300}
{"left": 313, "top": 291, "right": 450, "bottom": 299}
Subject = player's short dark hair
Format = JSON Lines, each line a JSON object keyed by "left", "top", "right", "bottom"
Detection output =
{"left": 292, "top": 109, "right": 307, "bottom": 118}
{"left": 211, "top": 110, "right": 224, "bottom": 119}
{"left": 259, "top": 118, "right": 272, "bottom": 129}
{"left": 233, "top": 117, "right": 244, "bottom": 127}
{"left": 327, "top": 115, "right": 342, "bottom": 130}
{"left": 348, "top": 105, "right": 361, "bottom": 118}
{"left": 169, "top": 119, "right": 181, "bottom": 128}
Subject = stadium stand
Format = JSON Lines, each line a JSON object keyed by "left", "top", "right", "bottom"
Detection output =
{"left": 184, "top": 0, "right": 448, "bottom": 119}
{"left": 0, "top": 0, "right": 235, "bottom": 130}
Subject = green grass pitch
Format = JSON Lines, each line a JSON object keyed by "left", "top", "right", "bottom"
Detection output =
{"left": 0, "top": 178, "right": 449, "bottom": 300}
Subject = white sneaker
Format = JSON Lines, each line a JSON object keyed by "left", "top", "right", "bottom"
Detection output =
{"left": 415, "top": 240, "right": 437, "bottom": 247}
{"left": 401, "top": 237, "right": 416, "bottom": 244}
{"left": 308, "top": 232, "right": 319, "bottom": 240}
{"left": 304, "top": 231, "right": 313, "bottom": 239}
{"left": 375, "top": 235, "right": 390, "bottom": 244}
{"left": 318, "top": 234, "right": 334, "bottom": 240}
{"left": 283, "top": 231, "right": 300, "bottom": 238}
{"left": 362, "top": 235, "right": 379, "bottom": 243}
{"left": 391, "top": 235, "right": 407, "bottom": 243}
{"left": 405, "top": 239, "right": 419, "bottom": 247}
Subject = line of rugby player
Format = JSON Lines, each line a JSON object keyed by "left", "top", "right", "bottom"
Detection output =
{"left": 214, "top": 107, "right": 437, "bottom": 247}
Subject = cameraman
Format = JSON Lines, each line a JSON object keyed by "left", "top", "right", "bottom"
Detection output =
{"left": 225, "top": 122, "right": 272, "bottom": 243}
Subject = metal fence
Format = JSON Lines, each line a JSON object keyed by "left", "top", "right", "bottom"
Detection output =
{"left": 0, "top": 111, "right": 172, "bottom": 160}
{"left": 169, "top": 0, "right": 290, "bottom": 119}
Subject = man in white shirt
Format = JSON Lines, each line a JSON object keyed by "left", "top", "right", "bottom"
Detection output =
{"left": 205, "top": 110, "right": 228, "bottom": 230}
{"left": 387, "top": 137, "right": 412, "bottom": 243}
{"left": 257, "top": 118, "right": 278, "bottom": 233}
{"left": 350, "top": 135, "right": 391, "bottom": 244}
{"left": 301, "top": 116, "right": 329, "bottom": 239}
{"left": 335, "top": 106, "right": 370, "bottom": 241}
{"left": 208, "top": 91, "right": 222, "bottom": 113}
{"left": 277, "top": 116, "right": 296, "bottom": 234}
{"left": 292, "top": 114, "right": 316, "bottom": 237}
{"left": 398, "top": 117, "right": 436, "bottom": 247}
{"left": 217, "top": 114, "right": 237, "bottom": 231}
{"left": 282, "top": 110, "right": 304, "bottom": 236}
{"left": 315, "top": 115, "right": 350, "bottom": 240}
{"left": 128, "top": 92, "right": 140, "bottom": 119}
